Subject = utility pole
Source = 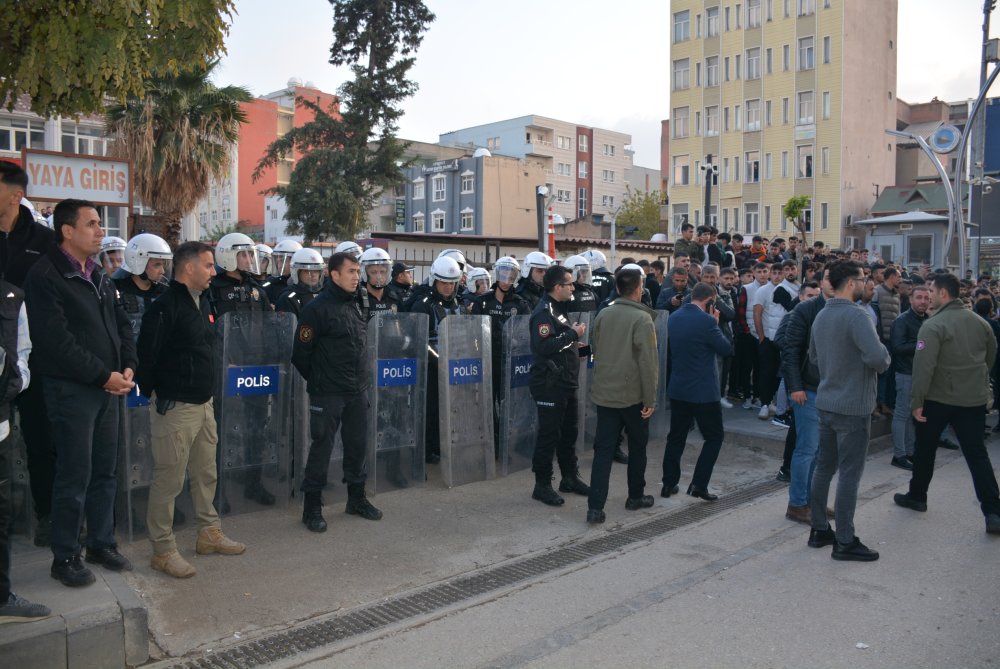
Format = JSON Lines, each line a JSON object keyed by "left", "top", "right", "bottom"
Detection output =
{"left": 700, "top": 154, "right": 717, "bottom": 228}
{"left": 972, "top": 1, "right": 996, "bottom": 273}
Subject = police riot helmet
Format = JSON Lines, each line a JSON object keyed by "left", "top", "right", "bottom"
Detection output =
{"left": 430, "top": 256, "right": 462, "bottom": 283}
{"left": 123, "top": 233, "right": 173, "bottom": 281}
{"left": 359, "top": 247, "right": 393, "bottom": 288}
{"left": 272, "top": 239, "right": 303, "bottom": 275}
{"left": 216, "top": 232, "right": 261, "bottom": 274}
{"left": 523, "top": 251, "right": 554, "bottom": 271}
{"left": 564, "top": 255, "right": 592, "bottom": 285}
{"left": 288, "top": 247, "right": 325, "bottom": 292}
{"left": 335, "top": 240, "right": 363, "bottom": 260}
{"left": 99, "top": 236, "right": 127, "bottom": 268}
{"left": 581, "top": 249, "right": 607, "bottom": 272}
{"left": 465, "top": 266, "right": 490, "bottom": 294}
{"left": 255, "top": 243, "right": 273, "bottom": 276}
{"left": 493, "top": 256, "right": 521, "bottom": 286}
{"left": 438, "top": 248, "right": 467, "bottom": 273}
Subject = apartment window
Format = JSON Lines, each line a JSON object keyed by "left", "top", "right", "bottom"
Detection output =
{"left": 824, "top": 0, "right": 830, "bottom": 7}
{"left": 745, "top": 151, "right": 760, "bottom": 182}
{"left": 723, "top": 157, "right": 730, "bottom": 183}
{"left": 822, "top": 91, "right": 831, "bottom": 119}
{"left": 603, "top": 144, "right": 616, "bottom": 156}
{"left": 767, "top": 0, "right": 773, "bottom": 20}
{"left": 557, "top": 162, "right": 573, "bottom": 177}
{"left": 784, "top": 0, "right": 790, "bottom": 16}
{"left": 797, "top": 91, "right": 814, "bottom": 124}
{"left": 461, "top": 172, "right": 474, "bottom": 193}
{"left": 707, "top": 6, "right": 720, "bottom": 35}
{"left": 708, "top": 205, "right": 718, "bottom": 228}
{"left": 745, "top": 204, "right": 760, "bottom": 233}
{"left": 578, "top": 188, "right": 588, "bottom": 218}
{"left": 706, "top": 56, "right": 719, "bottom": 86}
{"left": 734, "top": 156, "right": 741, "bottom": 182}
{"left": 735, "top": 54, "right": 742, "bottom": 80}
{"left": 673, "top": 59, "right": 690, "bottom": 90}
{"left": 695, "top": 111, "right": 701, "bottom": 135}
{"left": 461, "top": 210, "right": 474, "bottom": 231}
{"left": 697, "top": 13, "right": 702, "bottom": 37}
{"left": 782, "top": 97, "right": 790, "bottom": 124}
{"left": 735, "top": 103, "right": 742, "bottom": 130}
{"left": 413, "top": 180, "right": 425, "bottom": 199}
{"left": 673, "top": 106, "right": 690, "bottom": 137}
{"left": 578, "top": 161, "right": 588, "bottom": 178}
{"left": 781, "top": 151, "right": 789, "bottom": 177}
{"left": 59, "top": 123, "right": 106, "bottom": 156}
{"left": 486, "top": 136, "right": 500, "bottom": 150}
{"left": 557, "top": 189, "right": 572, "bottom": 203}
{"left": 579, "top": 135, "right": 589, "bottom": 152}
{"left": 602, "top": 195, "right": 615, "bottom": 208}
{"left": 211, "top": 210, "right": 218, "bottom": 222}
{"left": 765, "top": 99, "right": 772, "bottom": 126}
{"left": 796, "top": 145, "right": 814, "bottom": 178}
{"left": 722, "top": 208, "right": 729, "bottom": 230}
{"left": 747, "top": 48, "right": 761, "bottom": 79}
{"left": 764, "top": 205, "right": 771, "bottom": 232}
{"left": 725, "top": 6, "right": 731, "bottom": 30}
{"left": 556, "top": 135, "right": 573, "bottom": 150}
{"left": 431, "top": 175, "right": 447, "bottom": 201}
{"left": 798, "top": 0, "right": 814, "bottom": 15}
{"left": 748, "top": 0, "right": 761, "bottom": 27}
{"left": 823, "top": 36, "right": 831, "bottom": 63}
{"left": 724, "top": 107, "right": 731, "bottom": 132}
{"left": 802, "top": 208, "right": 813, "bottom": 231}
{"left": 764, "top": 152, "right": 773, "bottom": 179}
{"left": 674, "top": 155, "right": 691, "bottom": 186}
{"left": 673, "top": 203, "right": 689, "bottom": 231}
{"left": 783, "top": 44, "right": 790, "bottom": 71}
{"left": 766, "top": 48, "right": 773, "bottom": 74}
{"left": 821, "top": 146, "right": 830, "bottom": 174}
{"left": 413, "top": 213, "right": 425, "bottom": 232}
{"left": 706, "top": 105, "right": 720, "bottom": 136}
{"left": 798, "top": 36, "right": 814, "bottom": 70}
{"left": 736, "top": 3, "right": 742, "bottom": 27}
{"left": 602, "top": 169, "right": 616, "bottom": 182}
{"left": 432, "top": 210, "right": 445, "bottom": 232}
{"left": 821, "top": 202, "right": 829, "bottom": 229}
{"left": 746, "top": 99, "right": 761, "bottom": 131}
{"left": 695, "top": 159, "right": 702, "bottom": 185}
{"left": 725, "top": 56, "right": 731, "bottom": 81}
{"left": 696, "top": 62, "right": 702, "bottom": 86}
{"left": 673, "top": 10, "right": 691, "bottom": 42}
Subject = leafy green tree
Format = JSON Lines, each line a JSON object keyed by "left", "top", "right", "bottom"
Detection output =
{"left": 105, "top": 62, "right": 250, "bottom": 246}
{"left": 783, "top": 194, "right": 812, "bottom": 270}
{"left": 0, "top": 1, "right": 235, "bottom": 117}
{"left": 615, "top": 186, "right": 665, "bottom": 240}
{"left": 254, "top": 0, "right": 435, "bottom": 243}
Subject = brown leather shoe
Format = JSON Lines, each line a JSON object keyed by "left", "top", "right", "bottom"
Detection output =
{"left": 195, "top": 527, "right": 246, "bottom": 556}
{"left": 151, "top": 550, "right": 196, "bottom": 579}
{"left": 785, "top": 504, "right": 811, "bottom": 524}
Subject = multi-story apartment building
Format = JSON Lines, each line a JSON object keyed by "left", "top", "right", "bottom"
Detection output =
{"left": 667, "top": 0, "right": 897, "bottom": 248}
{"left": 439, "top": 115, "right": 634, "bottom": 224}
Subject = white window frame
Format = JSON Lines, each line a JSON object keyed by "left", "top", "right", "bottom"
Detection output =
{"left": 706, "top": 105, "right": 720, "bottom": 136}
{"left": 707, "top": 7, "right": 719, "bottom": 35}
{"left": 822, "top": 91, "right": 831, "bottom": 119}
{"left": 823, "top": 36, "right": 831, "bottom": 64}
{"left": 673, "top": 154, "right": 690, "bottom": 186}
{"left": 783, "top": 44, "right": 790, "bottom": 71}
{"left": 432, "top": 175, "right": 446, "bottom": 201}
{"left": 578, "top": 161, "right": 589, "bottom": 178}
{"left": 673, "top": 106, "right": 690, "bottom": 138}
{"left": 745, "top": 151, "right": 761, "bottom": 183}
{"left": 413, "top": 179, "right": 425, "bottom": 200}
{"left": 706, "top": 56, "right": 719, "bottom": 87}
{"left": 821, "top": 202, "right": 828, "bottom": 229}
{"left": 748, "top": 0, "right": 761, "bottom": 27}
{"left": 781, "top": 151, "right": 789, "bottom": 178}
{"left": 745, "top": 203, "right": 760, "bottom": 233}
{"left": 766, "top": 48, "right": 773, "bottom": 74}
{"left": 764, "top": 152, "right": 773, "bottom": 179}
{"left": 673, "top": 59, "right": 690, "bottom": 90}
{"left": 431, "top": 209, "right": 446, "bottom": 232}
{"left": 413, "top": 212, "right": 425, "bottom": 232}
{"left": 765, "top": 99, "right": 772, "bottom": 126}
{"left": 821, "top": 146, "right": 830, "bottom": 174}
{"left": 735, "top": 103, "right": 742, "bottom": 130}
{"left": 460, "top": 170, "right": 474, "bottom": 194}
{"left": 798, "top": 36, "right": 815, "bottom": 71}
{"left": 747, "top": 48, "right": 761, "bottom": 79}
{"left": 746, "top": 98, "right": 761, "bottom": 131}
{"left": 674, "top": 10, "right": 691, "bottom": 42}
{"left": 460, "top": 208, "right": 474, "bottom": 231}
{"left": 798, "top": 0, "right": 815, "bottom": 15}
{"left": 797, "top": 91, "right": 815, "bottom": 124}
{"left": 796, "top": 145, "right": 814, "bottom": 179}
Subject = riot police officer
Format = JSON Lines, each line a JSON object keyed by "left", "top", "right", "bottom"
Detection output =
{"left": 471, "top": 257, "right": 531, "bottom": 457}
{"left": 528, "top": 265, "right": 591, "bottom": 506}
{"left": 358, "top": 247, "right": 401, "bottom": 317}
{"left": 403, "top": 248, "right": 467, "bottom": 311}
{"left": 262, "top": 239, "right": 302, "bottom": 303}
{"left": 274, "top": 248, "right": 325, "bottom": 317}
{"left": 112, "top": 233, "right": 173, "bottom": 339}
{"left": 564, "top": 255, "right": 598, "bottom": 314}
{"left": 335, "top": 240, "right": 363, "bottom": 260}
{"left": 582, "top": 249, "right": 614, "bottom": 303}
{"left": 99, "top": 236, "right": 127, "bottom": 276}
{"left": 387, "top": 262, "right": 414, "bottom": 304}
{"left": 405, "top": 256, "right": 463, "bottom": 464}
{"left": 462, "top": 266, "right": 490, "bottom": 311}
{"left": 516, "top": 251, "right": 553, "bottom": 310}
{"left": 253, "top": 243, "right": 273, "bottom": 285}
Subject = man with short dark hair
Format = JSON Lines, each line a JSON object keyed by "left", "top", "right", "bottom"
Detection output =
{"left": 655, "top": 267, "right": 690, "bottom": 312}
{"left": 24, "top": 199, "right": 137, "bottom": 586}
{"left": 888, "top": 285, "right": 930, "bottom": 470}
{"left": 673, "top": 223, "right": 704, "bottom": 264}
{"left": 895, "top": 274, "right": 1000, "bottom": 535}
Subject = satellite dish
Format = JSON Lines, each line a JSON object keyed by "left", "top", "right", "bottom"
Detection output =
{"left": 928, "top": 124, "right": 961, "bottom": 154}
{"left": 473, "top": 148, "right": 492, "bottom": 158}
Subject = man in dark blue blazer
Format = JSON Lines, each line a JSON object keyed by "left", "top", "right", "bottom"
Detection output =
{"left": 662, "top": 282, "right": 733, "bottom": 501}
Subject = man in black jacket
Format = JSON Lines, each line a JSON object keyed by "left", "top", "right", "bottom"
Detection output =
{"left": 24, "top": 200, "right": 136, "bottom": 588}
{"left": 136, "top": 242, "right": 245, "bottom": 579}
{"left": 528, "top": 266, "right": 590, "bottom": 506}
{"left": 888, "top": 285, "right": 930, "bottom": 470}
{"left": 292, "top": 252, "right": 382, "bottom": 532}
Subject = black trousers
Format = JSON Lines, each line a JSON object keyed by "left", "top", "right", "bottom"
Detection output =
{"left": 17, "top": 376, "right": 54, "bottom": 519}
{"left": 734, "top": 333, "right": 759, "bottom": 398}
{"left": 909, "top": 400, "right": 1000, "bottom": 517}
{"left": 782, "top": 410, "right": 797, "bottom": 472}
{"left": 425, "top": 356, "right": 440, "bottom": 458}
{"left": 0, "top": 432, "right": 11, "bottom": 602}
{"left": 301, "top": 393, "right": 368, "bottom": 493}
{"left": 663, "top": 399, "right": 725, "bottom": 490}
{"left": 757, "top": 338, "right": 782, "bottom": 405}
{"left": 531, "top": 390, "right": 579, "bottom": 479}
{"left": 588, "top": 404, "right": 648, "bottom": 510}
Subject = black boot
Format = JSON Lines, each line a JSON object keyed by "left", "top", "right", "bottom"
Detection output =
{"left": 302, "top": 491, "right": 327, "bottom": 532}
{"left": 532, "top": 474, "right": 565, "bottom": 506}
{"left": 558, "top": 470, "right": 591, "bottom": 496}
{"left": 346, "top": 484, "right": 383, "bottom": 520}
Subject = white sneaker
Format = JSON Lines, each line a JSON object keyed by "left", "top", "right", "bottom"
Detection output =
{"left": 742, "top": 398, "right": 753, "bottom": 410}
{"left": 758, "top": 405, "right": 770, "bottom": 420}
{"left": 720, "top": 397, "right": 733, "bottom": 409}
{"left": 751, "top": 398, "right": 762, "bottom": 409}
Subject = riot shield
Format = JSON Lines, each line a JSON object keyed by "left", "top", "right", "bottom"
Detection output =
{"left": 216, "top": 311, "right": 295, "bottom": 515}
{"left": 499, "top": 315, "right": 536, "bottom": 475}
{"left": 292, "top": 372, "right": 346, "bottom": 505}
{"left": 367, "top": 312, "right": 428, "bottom": 494}
{"left": 574, "top": 311, "right": 594, "bottom": 454}
{"left": 649, "top": 311, "right": 670, "bottom": 441}
{"left": 437, "top": 315, "right": 495, "bottom": 487}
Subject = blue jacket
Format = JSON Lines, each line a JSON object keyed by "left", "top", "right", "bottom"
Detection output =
{"left": 667, "top": 303, "right": 732, "bottom": 403}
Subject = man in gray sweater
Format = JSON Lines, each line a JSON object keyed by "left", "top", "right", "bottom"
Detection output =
{"left": 807, "top": 261, "right": 891, "bottom": 561}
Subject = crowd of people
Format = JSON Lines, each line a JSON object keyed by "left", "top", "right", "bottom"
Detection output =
{"left": 0, "top": 156, "right": 998, "bottom": 626}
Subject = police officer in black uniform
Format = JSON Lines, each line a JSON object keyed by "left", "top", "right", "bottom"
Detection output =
{"left": 528, "top": 265, "right": 591, "bottom": 506}
{"left": 292, "top": 252, "right": 382, "bottom": 532}
{"left": 112, "top": 234, "right": 172, "bottom": 339}
{"left": 515, "top": 251, "right": 552, "bottom": 310}
{"left": 470, "top": 257, "right": 530, "bottom": 457}
{"left": 582, "top": 250, "right": 614, "bottom": 304}
{"left": 564, "top": 255, "right": 598, "bottom": 314}
{"left": 262, "top": 239, "right": 303, "bottom": 304}
{"left": 405, "top": 256, "right": 463, "bottom": 464}
{"left": 274, "top": 248, "right": 325, "bottom": 318}
{"left": 358, "top": 247, "right": 401, "bottom": 318}
{"left": 387, "top": 262, "right": 414, "bottom": 305}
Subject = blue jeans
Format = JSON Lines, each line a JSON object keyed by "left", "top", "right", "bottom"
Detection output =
{"left": 892, "top": 373, "right": 915, "bottom": 459}
{"left": 788, "top": 390, "right": 818, "bottom": 506}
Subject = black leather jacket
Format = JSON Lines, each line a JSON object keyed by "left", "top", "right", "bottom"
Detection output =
{"left": 777, "top": 295, "right": 826, "bottom": 393}
{"left": 889, "top": 308, "right": 926, "bottom": 376}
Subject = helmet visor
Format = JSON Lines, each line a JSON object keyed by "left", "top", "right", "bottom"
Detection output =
{"left": 495, "top": 264, "right": 519, "bottom": 285}
{"left": 144, "top": 256, "right": 173, "bottom": 284}
{"left": 363, "top": 263, "right": 390, "bottom": 288}
{"left": 575, "top": 267, "right": 591, "bottom": 285}
{"left": 233, "top": 245, "right": 261, "bottom": 276}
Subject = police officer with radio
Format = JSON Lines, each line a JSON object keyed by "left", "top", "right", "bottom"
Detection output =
{"left": 292, "top": 252, "right": 382, "bottom": 532}
{"left": 528, "top": 265, "right": 591, "bottom": 506}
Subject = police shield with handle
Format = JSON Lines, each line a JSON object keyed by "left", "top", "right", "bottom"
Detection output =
{"left": 263, "top": 239, "right": 303, "bottom": 304}
{"left": 274, "top": 248, "right": 325, "bottom": 317}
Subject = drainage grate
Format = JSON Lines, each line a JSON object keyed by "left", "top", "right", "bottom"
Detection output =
{"left": 163, "top": 478, "right": 786, "bottom": 669}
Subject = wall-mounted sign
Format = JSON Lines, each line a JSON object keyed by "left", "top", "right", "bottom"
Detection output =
{"left": 21, "top": 149, "right": 131, "bottom": 208}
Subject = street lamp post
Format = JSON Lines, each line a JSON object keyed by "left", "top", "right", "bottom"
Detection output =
{"left": 700, "top": 154, "right": 718, "bottom": 228}
{"left": 535, "top": 185, "right": 549, "bottom": 252}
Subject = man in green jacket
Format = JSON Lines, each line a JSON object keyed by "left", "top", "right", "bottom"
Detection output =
{"left": 586, "top": 266, "right": 659, "bottom": 524}
{"left": 673, "top": 223, "right": 705, "bottom": 265}
{"left": 894, "top": 272, "right": 1000, "bottom": 535}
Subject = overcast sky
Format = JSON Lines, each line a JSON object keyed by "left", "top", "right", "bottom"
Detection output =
{"left": 216, "top": 0, "right": 999, "bottom": 169}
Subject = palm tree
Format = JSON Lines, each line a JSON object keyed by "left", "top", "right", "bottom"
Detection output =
{"left": 106, "top": 61, "right": 251, "bottom": 246}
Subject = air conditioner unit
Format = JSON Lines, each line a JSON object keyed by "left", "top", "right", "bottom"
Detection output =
{"left": 899, "top": 223, "right": 913, "bottom": 231}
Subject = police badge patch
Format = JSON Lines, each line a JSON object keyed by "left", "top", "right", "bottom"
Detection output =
{"left": 538, "top": 323, "right": 551, "bottom": 337}
{"left": 298, "top": 325, "right": 314, "bottom": 343}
